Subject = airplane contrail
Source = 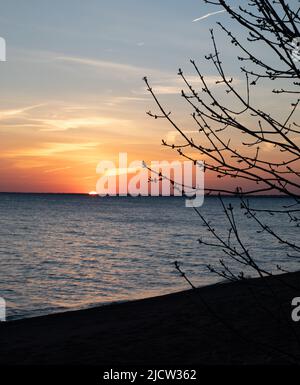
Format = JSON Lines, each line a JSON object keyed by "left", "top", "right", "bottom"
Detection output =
{"left": 193, "top": 9, "right": 226, "bottom": 22}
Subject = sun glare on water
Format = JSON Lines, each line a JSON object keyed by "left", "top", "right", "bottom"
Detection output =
{"left": 88, "top": 191, "right": 98, "bottom": 196}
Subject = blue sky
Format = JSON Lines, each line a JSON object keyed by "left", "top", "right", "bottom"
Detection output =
{"left": 0, "top": 0, "right": 239, "bottom": 100}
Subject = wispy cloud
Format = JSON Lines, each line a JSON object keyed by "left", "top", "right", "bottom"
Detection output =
{"left": 0, "top": 104, "right": 44, "bottom": 120}
{"left": 55, "top": 55, "right": 161, "bottom": 76}
{"left": 138, "top": 75, "right": 221, "bottom": 95}
{"left": 36, "top": 116, "right": 130, "bottom": 132}
{"left": 4, "top": 142, "right": 100, "bottom": 158}
{"left": 44, "top": 166, "right": 72, "bottom": 173}
{"left": 193, "top": 9, "right": 226, "bottom": 22}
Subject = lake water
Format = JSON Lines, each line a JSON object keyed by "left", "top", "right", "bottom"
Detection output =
{"left": 0, "top": 194, "right": 299, "bottom": 320}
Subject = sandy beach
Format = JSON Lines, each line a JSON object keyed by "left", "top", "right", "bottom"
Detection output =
{"left": 0, "top": 271, "right": 300, "bottom": 365}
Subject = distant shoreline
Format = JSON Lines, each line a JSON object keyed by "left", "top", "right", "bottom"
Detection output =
{"left": 1, "top": 271, "right": 300, "bottom": 365}
{"left": 0, "top": 192, "right": 294, "bottom": 197}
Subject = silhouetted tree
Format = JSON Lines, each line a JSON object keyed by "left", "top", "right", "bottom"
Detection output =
{"left": 144, "top": 0, "right": 300, "bottom": 281}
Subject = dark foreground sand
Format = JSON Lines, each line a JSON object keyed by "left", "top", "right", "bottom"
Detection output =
{"left": 1, "top": 271, "right": 300, "bottom": 365}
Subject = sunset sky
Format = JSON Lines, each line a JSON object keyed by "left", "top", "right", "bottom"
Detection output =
{"left": 0, "top": 0, "right": 290, "bottom": 193}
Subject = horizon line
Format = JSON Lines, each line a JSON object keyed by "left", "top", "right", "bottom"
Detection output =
{"left": 0, "top": 191, "right": 294, "bottom": 198}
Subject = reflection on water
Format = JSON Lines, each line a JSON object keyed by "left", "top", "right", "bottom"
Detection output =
{"left": 0, "top": 194, "right": 298, "bottom": 320}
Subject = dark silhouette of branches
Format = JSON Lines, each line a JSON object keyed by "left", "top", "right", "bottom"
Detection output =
{"left": 174, "top": 261, "right": 196, "bottom": 289}
{"left": 205, "top": 0, "right": 300, "bottom": 82}
{"left": 144, "top": 0, "right": 300, "bottom": 282}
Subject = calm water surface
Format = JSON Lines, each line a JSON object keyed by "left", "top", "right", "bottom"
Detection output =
{"left": 0, "top": 194, "right": 298, "bottom": 320}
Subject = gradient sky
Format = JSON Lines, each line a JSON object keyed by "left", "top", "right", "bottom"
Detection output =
{"left": 0, "top": 0, "right": 292, "bottom": 193}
